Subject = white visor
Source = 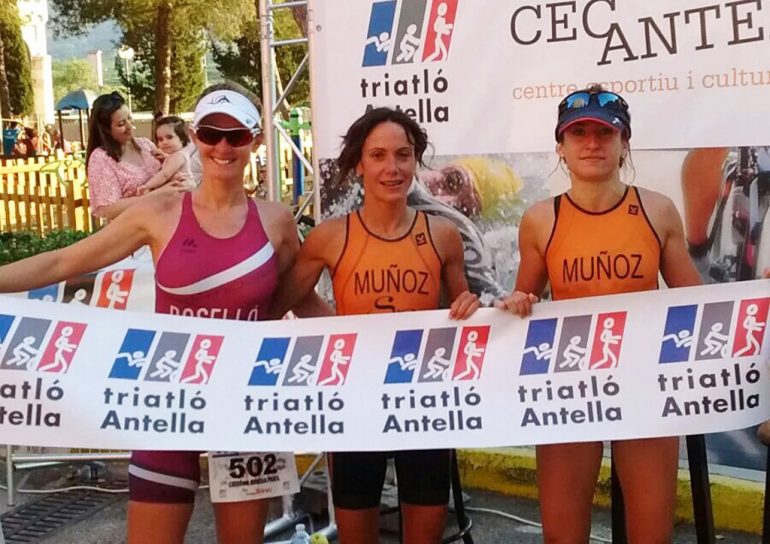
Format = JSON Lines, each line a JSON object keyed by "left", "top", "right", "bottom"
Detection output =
{"left": 192, "top": 90, "right": 261, "bottom": 133}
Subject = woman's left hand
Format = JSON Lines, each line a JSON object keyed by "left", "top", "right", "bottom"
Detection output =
{"left": 449, "top": 291, "right": 480, "bottom": 320}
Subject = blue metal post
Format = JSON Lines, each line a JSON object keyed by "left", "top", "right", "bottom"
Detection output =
{"left": 290, "top": 108, "right": 304, "bottom": 205}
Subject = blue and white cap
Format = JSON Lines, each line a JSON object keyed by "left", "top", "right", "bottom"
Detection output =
{"left": 192, "top": 90, "right": 261, "bottom": 133}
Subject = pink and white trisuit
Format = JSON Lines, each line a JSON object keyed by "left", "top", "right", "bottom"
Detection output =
{"left": 129, "top": 192, "right": 278, "bottom": 503}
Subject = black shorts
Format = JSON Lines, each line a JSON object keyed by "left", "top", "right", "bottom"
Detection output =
{"left": 329, "top": 449, "right": 450, "bottom": 509}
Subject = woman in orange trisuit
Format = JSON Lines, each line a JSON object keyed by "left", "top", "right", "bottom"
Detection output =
{"left": 497, "top": 85, "right": 702, "bottom": 543}
{"left": 270, "top": 107, "right": 480, "bottom": 544}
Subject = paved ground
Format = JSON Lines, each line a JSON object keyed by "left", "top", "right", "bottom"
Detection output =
{"left": 0, "top": 461, "right": 763, "bottom": 543}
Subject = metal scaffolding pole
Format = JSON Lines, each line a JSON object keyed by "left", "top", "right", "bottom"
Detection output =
{"left": 259, "top": 0, "right": 281, "bottom": 203}
{"left": 257, "top": 3, "right": 335, "bottom": 537}
{"left": 258, "top": 0, "right": 317, "bottom": 221}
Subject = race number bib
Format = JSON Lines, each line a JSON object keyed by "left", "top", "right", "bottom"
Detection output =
{"left": 208, "top": 451, "right": 299, "bottom": 503}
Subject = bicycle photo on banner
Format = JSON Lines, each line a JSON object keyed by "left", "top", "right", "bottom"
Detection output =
{"left": 307, "top": 0, "right": 770, "bottom": 470}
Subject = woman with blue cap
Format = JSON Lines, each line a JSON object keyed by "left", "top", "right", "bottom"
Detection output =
{"left": 497, "top": 84, "right": 702, "bottom": 542}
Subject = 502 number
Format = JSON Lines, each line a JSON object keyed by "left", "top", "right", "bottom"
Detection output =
{"left": 227, "top": 454, "right": 278, "bottom": 479}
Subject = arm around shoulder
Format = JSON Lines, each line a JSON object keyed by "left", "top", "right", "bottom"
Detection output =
{"left": 266, "top": 212, "right": 345, "bottom": 319}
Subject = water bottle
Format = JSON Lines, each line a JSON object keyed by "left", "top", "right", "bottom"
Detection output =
{"left": 289, "top": 523, "right": 311, "bottom": 544}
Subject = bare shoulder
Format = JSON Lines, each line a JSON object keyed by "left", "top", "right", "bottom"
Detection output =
{"left": 166, "top": 150, "right": 187, "bottom": 167}
{"left": 296, "top": 215, "right": 347, "bottom": 268}
{"left": 424, "top": 213, "right": 463, "bottom": 265}
{"left": 636, "top": 186, "right": 679, "bottom": 224}
{"left": 636, "top": 186, "right": 682, "bottom": 242}
{"left": 425, "top": 212, "right": 459, "bottom": 239}
{"left": 517, "top": 198, "right": 557, "bottom": 254}
{"left": 136, "top": 188, "right": 183, "bottom": 217}
{"left": 255, "top": 199, "right": 295, "bottom": 229}
{"left": 521, "top": 197, "right": 556, "bottom": 229}
{"left": 525, "top": 197, "right": 555, "bottom": 219}
{"left": 636, "top": 186, "right": 676, "bottom": 212}
{"left": 114, "top": 189, "right": 182, "bottom": 241}
{"left": 308, "top": 215, "right": 347, "bottom": 244}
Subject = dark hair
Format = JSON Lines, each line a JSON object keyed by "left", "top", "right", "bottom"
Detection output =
{"left": 86, "top": 91, "right": 138, "bottom": 164}
{"left": 155, "top": 116, "right": 189, "bottom": 147}
{"left": 336, "top": 107, "right": 429, "bottom": 183}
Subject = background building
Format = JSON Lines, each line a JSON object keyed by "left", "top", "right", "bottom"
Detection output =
{"left": 17, "top": 0, "right": 54, "bottom": 123}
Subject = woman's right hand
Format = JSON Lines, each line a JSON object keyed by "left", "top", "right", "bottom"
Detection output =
{"left": 494, "top": 291, "right": 539, "bottom": 317}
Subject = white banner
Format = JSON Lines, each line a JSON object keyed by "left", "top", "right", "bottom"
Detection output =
{"left": 0, "top": 281, "right": 767, "bottom": 451}
{"left": 15, "top": 252, "right": 156, "bottom": 312}
{"left": 309, "top": 0, "right": 770, "bottom": 154}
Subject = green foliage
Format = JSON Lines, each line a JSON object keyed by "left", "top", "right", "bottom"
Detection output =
{"left": 210, "top": 31, "right": 259, "bottom": 95}
{"left": 0, "top": 230, "right": 90, "bottom": 266}
{"left": 50, "top": 0, "right": 255, "bottom": 112}
{"left": 116, "top": 25, "right": 205, "bottom": 113}
{"left": 0, "top": 2, "right": 34, "bottom": 116}
{"left": 52, "top": 58, "right": 99, "bottom": 103}
{"left": 212, "top": 11, "right": 310, "bottom": 106}
{"left": 169, "top": 29, "right": 206, "bottom": 113}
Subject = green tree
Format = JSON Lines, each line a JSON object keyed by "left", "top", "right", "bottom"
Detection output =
{"left": 0, "top": 0, "right": 33, "bottom": 117}
{"left": 0, "top": 20, "right": 11, "bottom": 121}
{"left": 115, "top": 25, "right": 205, "bottom": 113}
{"left": 52, "top": 58, "right": 98, "bottom": 103}
{"left": 50, "top": 0, "right": 253, "bottom": 113}
{"left": 211, "top": 8, "right": 309, "bottom": 110}
{"left": 168, "top": 29, "right": 206, "bottom": 113}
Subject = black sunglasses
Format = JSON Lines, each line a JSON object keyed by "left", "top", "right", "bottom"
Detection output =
{"left": 558, "top": 91, "right": 629, "bottom": 117}
{"left": 195, "top": 125, "right": 258, "bottom": 147}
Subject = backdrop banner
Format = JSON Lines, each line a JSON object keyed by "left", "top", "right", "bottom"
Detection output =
{"left": 0, "top": 280, "right": 767, "bottom": 451}
{"left": 309, "top": 0, "right": 770, "bottom": 154}
{"left": 307, "top": 0, "right": 770, "bottom": 470}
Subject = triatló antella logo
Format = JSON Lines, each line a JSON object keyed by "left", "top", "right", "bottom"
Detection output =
{"left": 0, "top": 314, "right": 87, "bottom": 374}
{"left": 109, "top": 329, "right": 224, "bottom": 384}
{"left": 519, "top": 312, "right": 627, "bottom": 376}
{"left": 362, "top": 0, "right": 458, "bottom": 67}
{"left": 27, "top": 268, "right": 135, "bottom": 310}
{"left": 248, "top": 334, "right": 358, "bottom": 386}
{"left": 658, "top": 298, "right": 768, "bottom": 364}
{"left": 384, "top": 325, "right": 489, "bottom": 384}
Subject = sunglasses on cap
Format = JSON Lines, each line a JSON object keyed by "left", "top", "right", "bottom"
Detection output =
{"left": 558, "top": 91, "right": 629, "bottom": 117}
{"left": 194, "top": 125, "right": 259, "bottom": 147}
